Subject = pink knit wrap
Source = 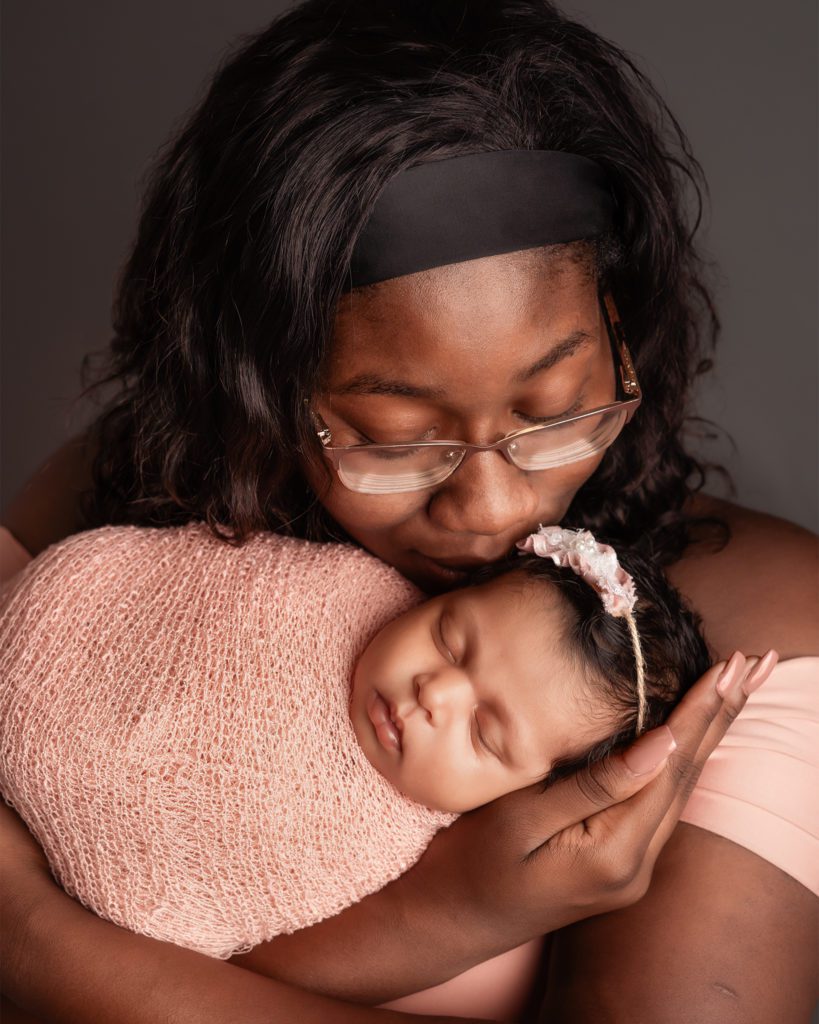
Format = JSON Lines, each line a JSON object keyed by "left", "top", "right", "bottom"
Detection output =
{"left": 0, "top": 524, "right": 456, "bottom": 958}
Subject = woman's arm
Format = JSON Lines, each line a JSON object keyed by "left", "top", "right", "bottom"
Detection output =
{"left": 3, "top": 648, "right": 772, "bottom": 1019}
{"left": 234, "top": 652, "right": 770, "bottom": 1002}
{"left": 1, "top": 433, "right": 95, "bottom": 557}
{"left": 0, "top": 805, "right": 483, "bottom": 1024}
{"left": 0, "top": 484, "right": 781, "bottom": 1018}
{"left": 540, "top": 501, "right": 819, "bottom": 1023}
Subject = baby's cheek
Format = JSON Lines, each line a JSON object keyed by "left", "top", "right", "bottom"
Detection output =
{"left": 394, "top": 754, "right": 464, "bottom": 812}
{"left": 456, "top": 762, "right": 526, "bottom": 811}
{"left": 419, "top": 762, "right": 503, "bottom": 814}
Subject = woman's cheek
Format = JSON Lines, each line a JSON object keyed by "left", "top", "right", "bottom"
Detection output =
{"left": 301, "top": 454, "right": 424, "bottom": 535}
{"left": 328, "top": 489, "right": 425, "bottom": 536}
{"left": 531, "top": 452, "right": 607, "bottom": 520}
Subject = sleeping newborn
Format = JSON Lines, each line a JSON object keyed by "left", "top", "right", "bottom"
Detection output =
{"left": 0, "top": 522, "right": 708, "bottom": 959}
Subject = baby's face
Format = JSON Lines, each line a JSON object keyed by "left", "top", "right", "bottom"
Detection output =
{"left": 350, "top": 573, "right": 615, "bottom": 812}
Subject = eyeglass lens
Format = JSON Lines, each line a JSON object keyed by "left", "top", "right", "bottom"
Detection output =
{"left": 335, "top": 406, "right": 628, "bottom": 494}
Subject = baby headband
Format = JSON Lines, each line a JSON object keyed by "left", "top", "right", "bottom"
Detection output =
{"left": 346, "top": 149, "right": 615, "bottom": 289}
{"left": 516, "top": 525, "right": 647, "bottom": 734}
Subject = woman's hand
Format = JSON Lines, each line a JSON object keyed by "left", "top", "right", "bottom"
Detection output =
{"left": 399, "top": 652, "right": 774, "bottom": 958}
{"left": 0, "top": 656, "right": 775, "bottom": 1018}
{"left": 233, "top": 652, "right": 776, "bottom": 1007}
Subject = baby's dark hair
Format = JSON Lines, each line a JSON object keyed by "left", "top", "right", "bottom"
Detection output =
{"left": 468, "top": 547, "right": 711, "bottom": 789}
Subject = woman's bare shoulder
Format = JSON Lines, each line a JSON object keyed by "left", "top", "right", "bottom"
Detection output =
{"left": 2, "top": 433, "right": 95, "bottom": 556}
{"left": 667, "top": 495, "right": 818, "bottom": 660}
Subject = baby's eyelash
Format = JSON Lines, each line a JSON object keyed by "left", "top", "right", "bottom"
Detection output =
{"left": 438, "top": 615, "right": 457, "bottom": 664}
{"left": 472, "top": 713, "right": 495, "bottom": 758}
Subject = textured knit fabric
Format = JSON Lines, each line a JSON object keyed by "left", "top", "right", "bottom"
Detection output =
{"left": 0, "top": 524, "right": 456, "bottom": 959}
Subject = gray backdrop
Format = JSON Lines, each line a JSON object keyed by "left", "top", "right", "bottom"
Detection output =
{"left": 2, "top": 1, "right": 817, "bottom": 532}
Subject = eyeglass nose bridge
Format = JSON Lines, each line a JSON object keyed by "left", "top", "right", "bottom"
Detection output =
{"left": 441, "top": 434, "right": 527, "bottom": 472}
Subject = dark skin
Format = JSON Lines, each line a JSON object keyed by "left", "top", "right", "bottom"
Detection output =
{"left": 557, "top": 501, "right": 818, "bottom": 1024}
{"left": 309, "top": 246, "right": 614, "bottom": 593}
{"left": 1, "top": 249, "right": 816, "bottom": 1022}
{"left": 304, "top": 248, "right": 819, "bottom": 1021}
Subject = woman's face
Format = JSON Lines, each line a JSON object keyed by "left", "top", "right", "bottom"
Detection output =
{"left": 305, "top": 249, "right": 616, "bottom": 592}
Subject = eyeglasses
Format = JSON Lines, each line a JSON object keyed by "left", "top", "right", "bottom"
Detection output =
{"left": 315, "top": 293, "right": 641, "bottom": 495}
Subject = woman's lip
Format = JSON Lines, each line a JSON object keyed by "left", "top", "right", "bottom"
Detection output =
{"left": 367, "top": 690, "right": 402, "bottom": 754}
{"left": 413, "top": 553, "right": 481, "bottom": 579}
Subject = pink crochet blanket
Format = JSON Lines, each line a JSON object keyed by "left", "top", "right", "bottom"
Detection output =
{"left": 0, "top": 524, "right": 456, "bottom": 958}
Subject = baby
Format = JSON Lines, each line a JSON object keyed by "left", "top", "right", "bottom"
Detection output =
{"left": 352, "top": 525, "right": 709, "bottom": 812}
{"left": 0, "top": 522, "right": 708, "bottom": 960}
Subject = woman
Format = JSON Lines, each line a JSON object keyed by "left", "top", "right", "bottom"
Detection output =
{"left": 2, "top": 2, "right": 816, "bottom": 1022}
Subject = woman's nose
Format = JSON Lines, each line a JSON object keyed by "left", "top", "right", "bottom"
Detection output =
{"left": 413, "top": 667, "right": 473, "bottom": 724}
{"left": 427, "top": 449, "right": 540, "bottom": 537}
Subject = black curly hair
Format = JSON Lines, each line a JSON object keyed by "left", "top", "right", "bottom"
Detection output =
{"left": 77, "top": 0, "right": 725, "bottom": 565}
{"left": 467, "top": 545, "right": 711, "bottom": 788}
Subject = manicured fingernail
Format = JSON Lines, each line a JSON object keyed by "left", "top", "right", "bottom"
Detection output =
{"left": 743, "top": 649, "right": 778, "bottom": 695}
{"left": 716, "top": 651, "right": 745, "bottom": 697}
{"left": 624, "top": 725, "right": 677, "bottom": 776}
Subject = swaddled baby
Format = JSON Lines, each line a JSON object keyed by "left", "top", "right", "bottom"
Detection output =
{"left": 0, "top": 522, "right": 708, "bottom": 959}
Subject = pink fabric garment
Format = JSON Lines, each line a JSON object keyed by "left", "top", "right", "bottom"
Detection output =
{"left": 680, "top": 653, "right": 819, "bottom": 896}
{"left": 0, "top": 523, "right": 456, "bottom": 959}
{"left": 1, "top": 524, "right": 816, "bottom": 1018}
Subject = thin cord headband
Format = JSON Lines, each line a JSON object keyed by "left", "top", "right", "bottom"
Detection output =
{"left": 346, "top": 149, "right": 615, "bottom": 289}
{"left": 516, "top": 526, "right": 647, "bottom": 734}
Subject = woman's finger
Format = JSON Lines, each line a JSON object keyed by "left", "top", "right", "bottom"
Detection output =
{"left": 510, "top": 658, "right": 733, "bottom": 854}
{"left": 531, "top": 651, "right": 766, "bottom": 863}
{"left": 648, "top": 649, "right": 777, "bottom": 833}
{"left": 642, "top": 649, "right": 779, "bottom": 866}
{"left": 590, "top": 649, "right": 778, "bottom": 880}
{"left": 691, "top": 650, "right": 777, "bottom": 773}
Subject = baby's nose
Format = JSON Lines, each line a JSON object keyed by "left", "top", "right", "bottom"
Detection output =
{"left": 414, "top": 668, "right": 473, "bottom": 721}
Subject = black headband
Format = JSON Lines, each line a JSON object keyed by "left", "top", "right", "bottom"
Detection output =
{"left": 346, "top": 149, "right": 615, "bottom": 289}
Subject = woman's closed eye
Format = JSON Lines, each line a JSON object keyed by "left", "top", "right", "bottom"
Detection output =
{"left": 353, "top": 424, "right": 437, "bottom": 447}
{"left": 514, "top": 393, "right": 585, "bottom": 425}
{"left": 366, "top": 446, "right": 418, "bottom": 461}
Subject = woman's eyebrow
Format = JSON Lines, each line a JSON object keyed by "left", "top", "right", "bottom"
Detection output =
{"left": 515, "top": 330, "right": 594, "bottom": 382}
{"left": 331, "top": 331, "right": 594, "bottom": 398}
{"left": 331, "top": 375, "right": 446, "bottom": 399}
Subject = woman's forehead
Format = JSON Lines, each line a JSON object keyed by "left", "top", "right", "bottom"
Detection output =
{"left": 327, "top": 251, "right": 601, "bottom": 387}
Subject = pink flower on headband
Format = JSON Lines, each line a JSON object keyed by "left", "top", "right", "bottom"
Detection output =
{"left": 516, "top": 525, "right": 637, "bottom": 616}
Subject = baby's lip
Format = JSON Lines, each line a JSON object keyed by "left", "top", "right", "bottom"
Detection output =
{"left": 367, "top": 690, "right": 403, "bottom": 754}
{"left": 387, "top": 700, "right": 404, "bottom": 733}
